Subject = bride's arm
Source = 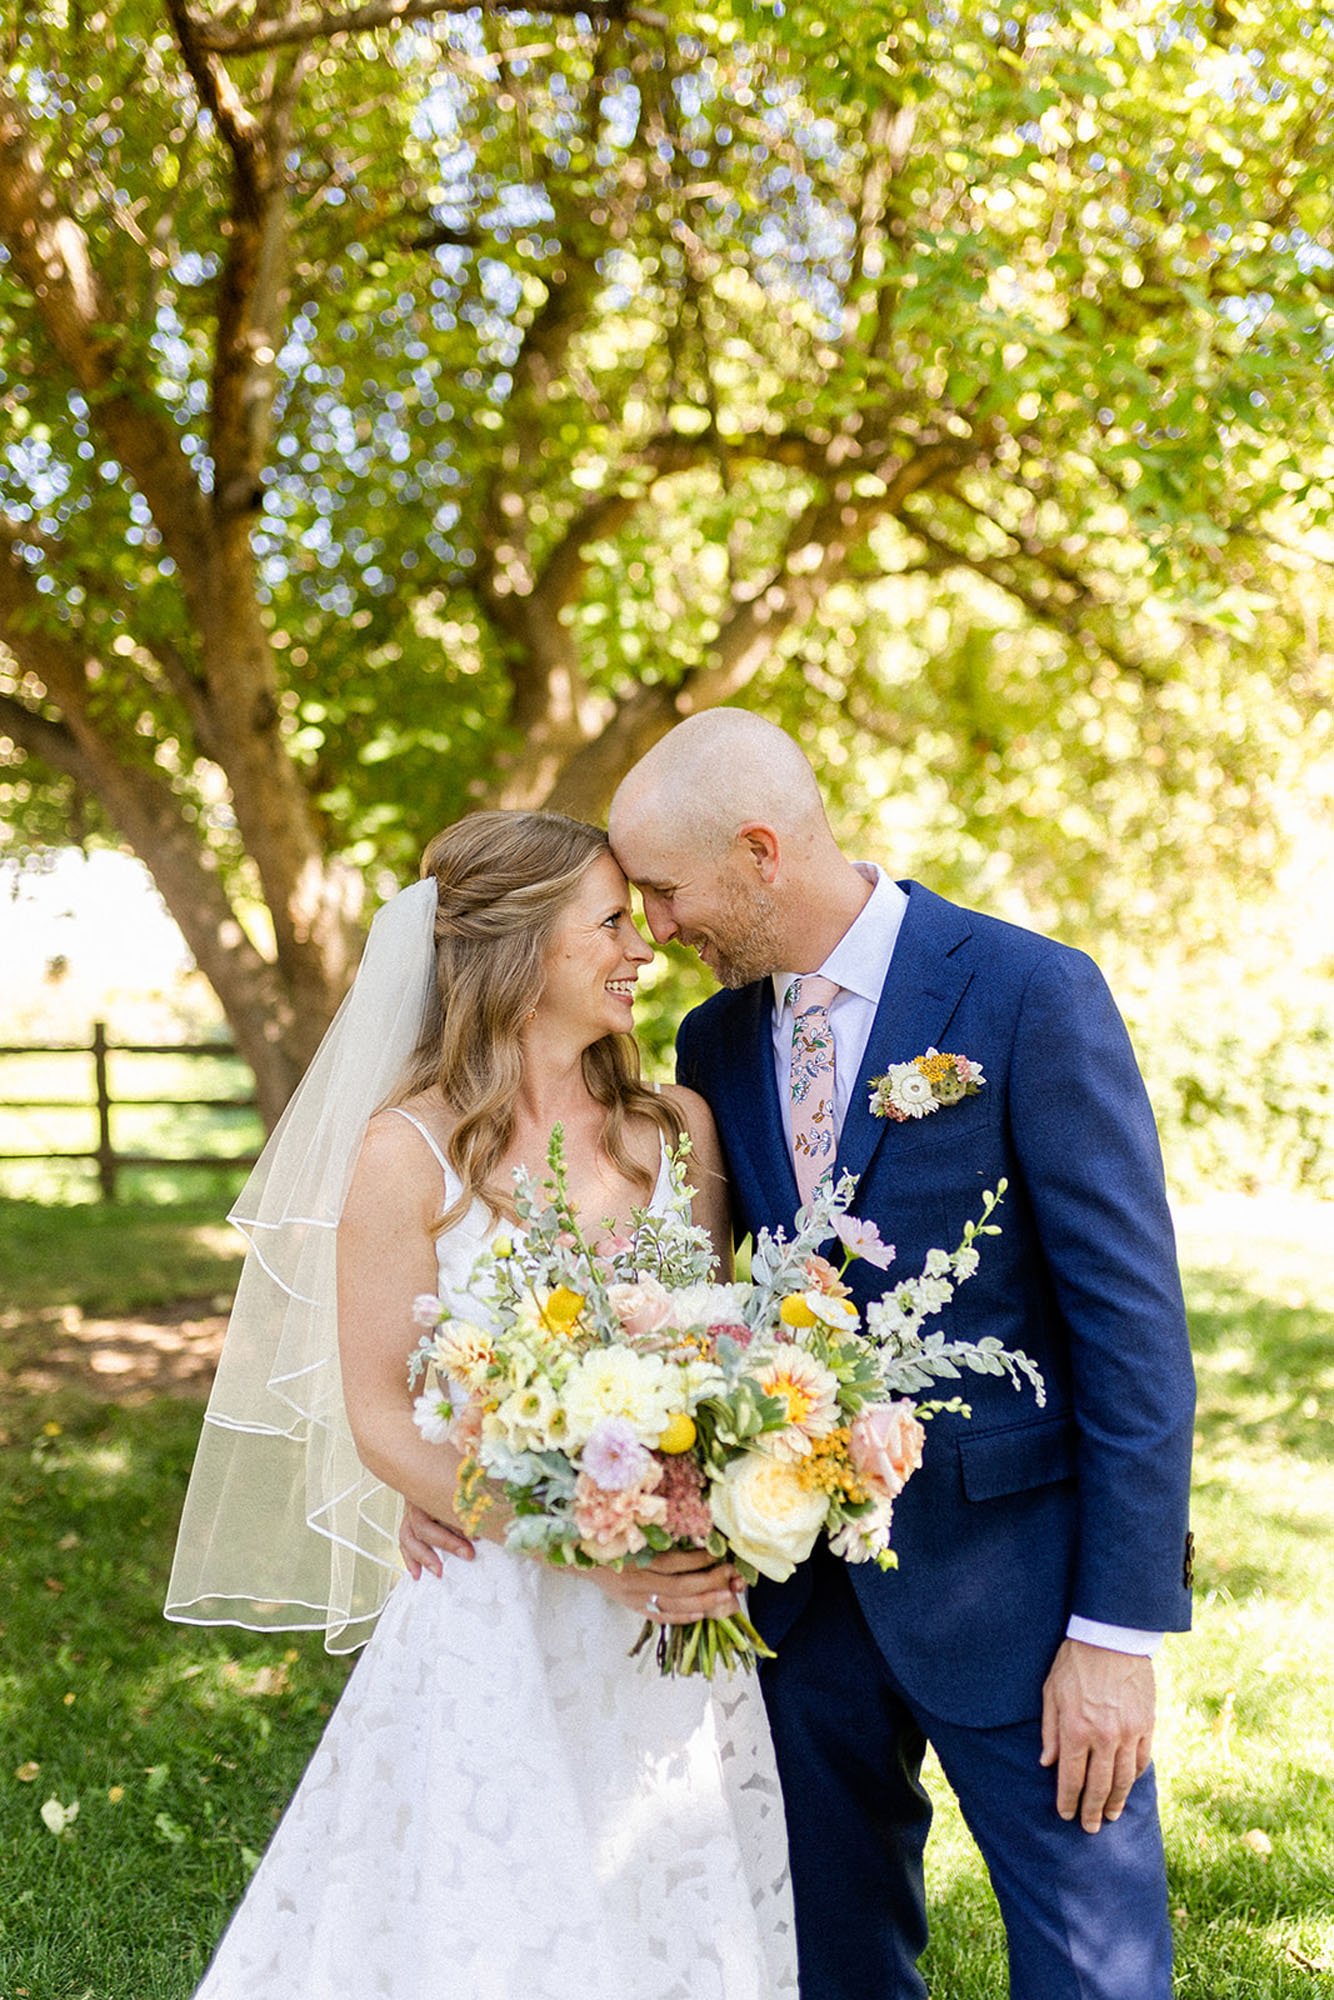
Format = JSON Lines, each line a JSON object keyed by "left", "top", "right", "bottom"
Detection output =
{"left": 660, "top": 1084, "right": 732, "bottom": 1276}
{"left": 336, "top": 1115, "right": 508, "bottom": 1547}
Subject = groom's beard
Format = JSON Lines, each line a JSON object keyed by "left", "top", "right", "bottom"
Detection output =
{"left": 695, "top": 885, "right": 784, "bottom": 989}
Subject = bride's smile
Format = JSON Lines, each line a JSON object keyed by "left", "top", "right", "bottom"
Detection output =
{"left": 533, "top": 849, "right": 654, "bottom": 1043}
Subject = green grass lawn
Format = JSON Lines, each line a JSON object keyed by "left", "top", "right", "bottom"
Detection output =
{"left": 1, "top": 1197, "right": 1330, "bottom": 1997}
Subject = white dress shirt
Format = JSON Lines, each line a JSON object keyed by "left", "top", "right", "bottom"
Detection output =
{"left": 770, "top": 864, "right": 1160, "bottom": 1659}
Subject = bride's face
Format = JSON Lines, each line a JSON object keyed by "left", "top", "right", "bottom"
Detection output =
{"left": 534, "top": 851, "right": 654, "bottom": 1043}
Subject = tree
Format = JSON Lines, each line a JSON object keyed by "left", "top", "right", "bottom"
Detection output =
{"left": 2, "top": 0, "right": 1329, "bottom": 1120}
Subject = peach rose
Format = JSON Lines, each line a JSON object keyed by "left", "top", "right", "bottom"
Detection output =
{"left": 803, "top": 1254, "right": 851, "bottom": 1299}
{"left": 848, "top": 1401, "right": 925, "bottom": 1501}
{"left": 606, "top": 1276, "right": 673, "bottom": 1338}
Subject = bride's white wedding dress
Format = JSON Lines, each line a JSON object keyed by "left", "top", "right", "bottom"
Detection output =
{"left": 193, "top": 1117, "right": 798, "bottom": 2000}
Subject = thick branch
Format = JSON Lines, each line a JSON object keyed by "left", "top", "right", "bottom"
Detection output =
{"left": 899, "top": 506, "right": 1156, "bottom": 682}
{"left": 0, "top": 690, "right": 94, "bottom": 785}
{"left": 0, "top": 84, "right": 213, "bottom": 584}
{"left": 0, "top": 568, "right": 304, "bottom": 1119}
{"left": 0, "top": 516, "right": 221, "bottom": 760}
{"left": 164, "top": 0, "right": 264, "bottom": 200}
{"left": 539, "top": 437, "right": 976, "bottom": 818}
{"left": 682, "top": 438, "right": 977, "bottom": 712}
{"left": 198, "top": 0, "right": 659, "bottom": 55}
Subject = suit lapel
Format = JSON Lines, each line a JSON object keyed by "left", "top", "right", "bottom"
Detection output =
{"left": 835, "top": 882, "right": 976, "bottom": 1190}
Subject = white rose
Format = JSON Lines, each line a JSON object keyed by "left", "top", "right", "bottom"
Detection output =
{"left": 710, "top": 1455, "right": 828, "bottom": 1582}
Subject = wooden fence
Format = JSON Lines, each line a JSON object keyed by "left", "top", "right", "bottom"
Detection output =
{"left": 0, "top": 1022, "right": 260, "bottom": 1200}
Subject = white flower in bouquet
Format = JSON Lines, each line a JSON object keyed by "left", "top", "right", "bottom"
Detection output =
{"left": 913, "top": 1275, "right": 955, "bottom": 1314}
{"left": 413, "top": 1381, "right": 471, "bottom": 1446}
{"left": 829, "top": 1497, "right": 897, "bottom": 1565}
{"left": 754, "top": 1350, "right": 841, "bottom": 1459}
{"left": 865, "top": 1290, "right": 927, "bottom": 1346}
{"left": 562, "top": 1346, "right": 678, "bottom": 1448}
{"left": 710, "top": 1456, "right": 829, "bottom": 1582}
{"left": 803, "top": 1292, "right": 860, "bottom": 1333}
{"left": 679, "top": 1355, "right": 727, "bottom": 1404}
{"left": 494, "top": 1378, "right": 564, "bottom": 1452}
{"left": 432, "top": 1319, "right": 495, "bottom": 1388}
{"left": 662, "top": 1282, "right": 753, "bottom": 1331}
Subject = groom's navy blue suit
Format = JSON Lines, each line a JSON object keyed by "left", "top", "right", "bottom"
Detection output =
{"left": 677, "top": 881, "right": 1195, "bottom": 2000}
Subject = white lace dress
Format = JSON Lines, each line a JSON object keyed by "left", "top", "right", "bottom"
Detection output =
{"left": 193, "top": 1123, "right": 798, "bottom": 2000}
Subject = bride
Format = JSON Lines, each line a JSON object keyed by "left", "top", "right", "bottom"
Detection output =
{"left": 165, "top": 810, "right": 797, "bottom": 2000}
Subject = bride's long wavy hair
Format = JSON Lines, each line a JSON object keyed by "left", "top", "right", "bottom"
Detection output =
{"left": 391, "top": 809, "right": 681, "bottom": 1231}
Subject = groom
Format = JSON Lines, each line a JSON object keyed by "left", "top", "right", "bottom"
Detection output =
{"left": 604, "top": 708, "right": 1195, "bottom": 2000}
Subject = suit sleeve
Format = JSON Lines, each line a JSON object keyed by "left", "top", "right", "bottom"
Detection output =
{"left": 675, "top": 1006, "right": 703, "bottom": 1093}
{"left": 1009, "top": 948, "right": 1195, "bottom": 1632}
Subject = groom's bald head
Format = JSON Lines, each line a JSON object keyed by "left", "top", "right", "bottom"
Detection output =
{"left": 609, "top": 709, "right": 862, "bottom": 987}
{"left": 609, "top": 709, "right": 828, "bottom": 859}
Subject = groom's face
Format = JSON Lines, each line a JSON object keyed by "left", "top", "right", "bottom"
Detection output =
{"left": 611, "top": 825, "right": 784, "bottom": 990}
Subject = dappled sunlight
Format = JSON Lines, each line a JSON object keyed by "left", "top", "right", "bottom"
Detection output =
{"left": 1, "top": 1301, "right": 227, "bottom": 1410}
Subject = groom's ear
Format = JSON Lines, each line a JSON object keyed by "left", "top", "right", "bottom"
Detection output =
{"left": 736, "top": 822, "right": 781, "bottom": 883}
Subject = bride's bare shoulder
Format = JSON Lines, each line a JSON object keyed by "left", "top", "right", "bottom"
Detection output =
{"left": 656, "top": 1083, "right": 719, "bottom": 1144}
{"left": 357, "top": 1095, "right": 455, "bottom": 1182}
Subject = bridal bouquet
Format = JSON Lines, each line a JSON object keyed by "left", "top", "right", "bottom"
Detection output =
{"left": 409, "top": 1134, "right": 1043, "bottom": 1677}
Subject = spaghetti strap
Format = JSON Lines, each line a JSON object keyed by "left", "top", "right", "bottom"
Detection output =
{"left": 387, "top": 1105, "right": 451, "bottom": 1178}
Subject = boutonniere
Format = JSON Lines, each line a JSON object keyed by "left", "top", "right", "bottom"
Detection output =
{"left": 868, "top": 1049, "right": 985, "bottom": 1123}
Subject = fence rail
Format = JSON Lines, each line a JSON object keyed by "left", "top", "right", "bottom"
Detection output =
{"left": 0, "top": 1022, "right": 260, "bottom": 1199}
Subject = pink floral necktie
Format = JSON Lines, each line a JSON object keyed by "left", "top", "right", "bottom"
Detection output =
{"left": 788, "top": 974, "right": 840, "bottom": 1206}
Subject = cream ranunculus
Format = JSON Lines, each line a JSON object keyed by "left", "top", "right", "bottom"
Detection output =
{"left": 710, "top": 1455, "right": 828, "bottom": 1583}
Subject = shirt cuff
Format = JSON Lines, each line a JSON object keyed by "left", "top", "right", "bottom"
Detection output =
{"left": 1066, "top": 1616, "right": 1163, "bottom": 1656}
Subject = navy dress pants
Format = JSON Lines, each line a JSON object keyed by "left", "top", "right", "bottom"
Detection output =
{"left": 757, "top": 1551, "right": 1174, "bottom": 2000}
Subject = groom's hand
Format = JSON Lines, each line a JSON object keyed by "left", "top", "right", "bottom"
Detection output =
{"left": 1040, "top": 1638, "right": 1155, "bottom": 1834}
{"left": 399, "top": 1501, "right": 475, "bottom": 1579}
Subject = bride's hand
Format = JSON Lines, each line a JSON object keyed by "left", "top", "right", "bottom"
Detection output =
{"left": 589, "top": 1549, "right": 745, "bottom": 1624}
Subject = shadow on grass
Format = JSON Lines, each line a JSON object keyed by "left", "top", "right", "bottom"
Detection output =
{"left": 1186, "top": 1273, "right": 1332, "bottom": 1464}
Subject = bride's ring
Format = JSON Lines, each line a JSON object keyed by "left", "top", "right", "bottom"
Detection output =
{"left": 647, "top": 1593, "right": 662, "bottom": 1617}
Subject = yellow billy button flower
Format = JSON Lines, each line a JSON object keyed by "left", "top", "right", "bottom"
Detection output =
{"left": 779, "top": 1292, "right": 819, "bottom": 1329}
{"left": 657, "top": 1411, "right": 697, "bottom": 1454}
{"left": 491, "top": 1235, "right": 514, "bottom": 1259}
{"left": 540, "top": 1285, "right": 585, "bottom": 1336}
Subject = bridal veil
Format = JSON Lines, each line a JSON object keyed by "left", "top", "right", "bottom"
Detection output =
{"left": 164, "top": 878, "right": 437, "bottom": 1652}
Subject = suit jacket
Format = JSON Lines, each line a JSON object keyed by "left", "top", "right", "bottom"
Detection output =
{"left": 676, "top": 880, "right": 1195, "bottom": 1727}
